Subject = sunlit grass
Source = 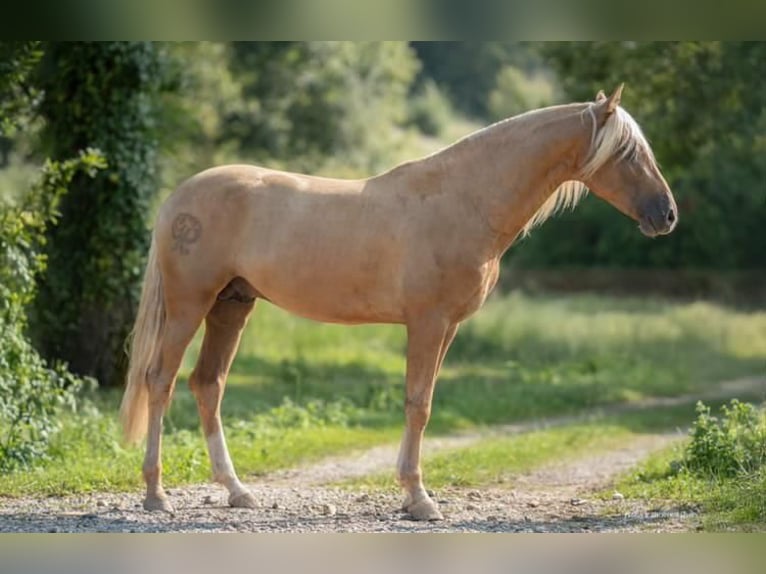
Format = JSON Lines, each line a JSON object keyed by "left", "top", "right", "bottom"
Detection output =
{"left": 345, "top": 402, "right": 709, "bottom": 491}
{"left": 611, "top": 445, "right": 766, "bottom": 531}
{"left": 608, "top": 398, "right": 766, "bottom": 531}
{"left": 2, "top": 292, "right": 764, "bottom": 497}
{"left": 1, "top": 407, "right": 402, "bottom": 497}
{"left": 347, "top": 424, "right": 635, "bottom": 491}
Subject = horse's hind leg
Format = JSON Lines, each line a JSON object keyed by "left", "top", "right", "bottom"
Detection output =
{"left": 143, "top": 300, "right": 209, "bottom": 512}
{"left": 189, "top": 286, "right": 256, "bottom": 508}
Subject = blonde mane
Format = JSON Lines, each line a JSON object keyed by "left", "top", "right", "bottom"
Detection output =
{"left": 522, "top": 103, "right": 655, "bottom": 236}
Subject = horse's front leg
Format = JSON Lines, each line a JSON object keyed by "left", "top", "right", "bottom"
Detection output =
{"left": 397, "top": 315, "right": 457, "bottom": 521}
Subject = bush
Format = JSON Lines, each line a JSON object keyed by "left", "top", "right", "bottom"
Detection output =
{"left": 683, "top": 399, "right": 766, "bottom": 478}
{"left": 0, "top": 151, "right": 104, "bottom": 471}
{"left": 407, "top": 80, "right": 453, "bottom": 137}
{"left": 0, "top": 323, "right": 86, "bottom": 470}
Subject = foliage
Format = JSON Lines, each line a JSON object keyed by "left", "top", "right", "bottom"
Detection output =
{"left": 616, "top": 399, "right": 766, "bottom": 530}
{"left": 407, "top": 79, "right": 453, "bottom": 137}
{"left": 412, "top": 42, "right": 546, "bottom": 119}
{"left": 518, "top": 42, "right": 766, "bottom": 269}
{"left": 0, "top": 152, "right": 104, "bottom": 471}
{"left": 155, "top": 42, "right": 245, "bottom": 193}
{"left": 0, "top": 40, "right": 42, "bottom": 180}
{"left": 239, "top": 397, "right": 362, "bottom": 435}
{"left": 0, "top": 41, "right": 42, "bottom": 139}
{"left": 684, "top": 400, "right": 766, "bottom": 478}
{"left": 0, "top": 323, "right": 84, "bottom": 471}
{"left": 487, "top": 65, "right": 556, "bottom": 121}
{"left": 33, "top": 42, "right": 171, "bottom": 386}
{"left": 225, "top": 42, "right": 420, "bottom": 173}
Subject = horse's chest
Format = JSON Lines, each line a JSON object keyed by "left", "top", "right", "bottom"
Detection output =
{"left": 432, "top": 258, "right": 500, "bottom": 322}
{"left": 462, "top": 262, "right": 500, "bottom": 316}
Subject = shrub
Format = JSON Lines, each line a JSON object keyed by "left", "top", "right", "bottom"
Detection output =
{"left": 683, "top": 399, "right": 766, "bottom": 478}
{"left": 0, "top": 151, "right": 104, "bottom": 471}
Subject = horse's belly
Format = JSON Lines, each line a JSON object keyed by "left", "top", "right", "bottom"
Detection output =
{"left": 245, "top": 268, "right": 404, "bottom": 325}
{"left": 262, "top": 291, "right": 404, "bottom": 325}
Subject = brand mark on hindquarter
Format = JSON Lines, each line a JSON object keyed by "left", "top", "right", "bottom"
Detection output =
{"left": 171, "top": 213, "right": 202, "bottom": 255}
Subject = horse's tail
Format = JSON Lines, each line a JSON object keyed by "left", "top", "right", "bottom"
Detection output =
{"left": 120, "top": 233, "right": 165, "bottom": 445}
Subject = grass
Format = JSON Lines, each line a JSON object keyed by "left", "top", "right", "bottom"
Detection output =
{"left": 612, "top": 446, "right": 766, "bottom": 531}
{"left": 345, "top": 401, "right": 717, "bottom": 491}
{"left": 347, "top": 423, "right": 636, "bottom": 491}
{"left": 610, "top": 399, "right": 766, "bottom": 531}
{"left": 2, "top": 411, "right": 400, "bottom": 496}
{"left": 2, "top": 292, "right": 765, "bottom": 497}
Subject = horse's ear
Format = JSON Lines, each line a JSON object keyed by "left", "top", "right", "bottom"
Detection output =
{"left": 605, "top": 83, "right": 624, "bottom": 114}
{"left": 593, "top": 84, "right": 624, "bottom": 126}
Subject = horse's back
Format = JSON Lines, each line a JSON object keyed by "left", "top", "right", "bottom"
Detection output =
{"left": 174, "top": 164, "right": 363, "bottom": 199}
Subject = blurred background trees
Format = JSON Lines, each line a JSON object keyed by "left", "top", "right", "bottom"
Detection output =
{"left": 223, "top": 42, "right": 419, "bottom": 174}
{"left": 33, "top": 42, "right": 168, "bottom": 386}
{"left": 0, "top": 42, "right": 102, "bottom": 469}
{"left": 0, "top": 41, "right": 763, "bottom": 398}
{"left": 519, "top": 42, "right": 766, "bottom": 270}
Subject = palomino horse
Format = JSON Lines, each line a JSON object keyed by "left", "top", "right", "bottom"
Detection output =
{"left": 120, "top": 85, "right": 677, "bottom": 520}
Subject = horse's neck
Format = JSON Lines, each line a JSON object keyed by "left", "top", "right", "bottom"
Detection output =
{"left": 412, "top": 104, "right": 589, "bottom": 253}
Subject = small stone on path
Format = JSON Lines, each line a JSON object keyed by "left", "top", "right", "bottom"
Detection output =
{"left": 320, "top": 503, "right": 337, "bottom": 516}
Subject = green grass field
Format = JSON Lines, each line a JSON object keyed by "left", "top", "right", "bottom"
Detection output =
{"left": 2, "top": 292, "right": 765, "bottom": 499}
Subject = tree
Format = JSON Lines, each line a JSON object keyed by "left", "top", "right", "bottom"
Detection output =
{"left": 0, "top": 42, "right": 43, "bottom": 169}
{"left": 0, "top": 42, "right": 102, "bottom": 469}
{"left": 33, "top": 42, "right": 169, "bottom": 386}
{"left": 412, "top": 42, "right": 545, "bottom": 119}
{"left": 487, "top": 65, "right": 555, "bottom": 121}
{"left": 225, "top": 42, "right": 419, "bottom": 173}
{"left": 513, "top": 42, "right": 766, "bottom": 269}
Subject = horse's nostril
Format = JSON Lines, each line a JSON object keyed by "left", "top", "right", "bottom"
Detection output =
{"left": 667, "top": 208, "right": 676, "bottom": 224}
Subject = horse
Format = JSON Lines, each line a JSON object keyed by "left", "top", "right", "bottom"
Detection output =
{"left": 119, "top": 85, "right": 677, "bottom": 520}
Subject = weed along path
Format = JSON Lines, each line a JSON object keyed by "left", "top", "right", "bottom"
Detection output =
{"left": 0, "top": 377, "right": 763, "bottom": 533}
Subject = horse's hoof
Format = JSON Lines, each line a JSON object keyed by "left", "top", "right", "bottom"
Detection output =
{"left": 229, "top": 491, "right": 257, "bottom": 509}
{"left": 406, "top": 498, "right": 443, "bottom": 521}
{"left": 144, "top": 495, "right": 174, "bottom": 513}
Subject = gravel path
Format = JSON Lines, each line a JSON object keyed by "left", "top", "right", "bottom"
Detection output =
{"left": 0, "top": 433, "right": 688, "bottom": 533}
{"left": 1, "top": 377, "right": 761, "bottom": 533}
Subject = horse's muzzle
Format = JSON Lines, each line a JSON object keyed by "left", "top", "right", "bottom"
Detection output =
{"left": 639, "top": 199, "right": 677, "bottom": 237}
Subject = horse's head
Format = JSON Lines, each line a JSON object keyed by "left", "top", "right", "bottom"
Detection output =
{"left": 580, "top": 85, "right": 677, "bottom": 238}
